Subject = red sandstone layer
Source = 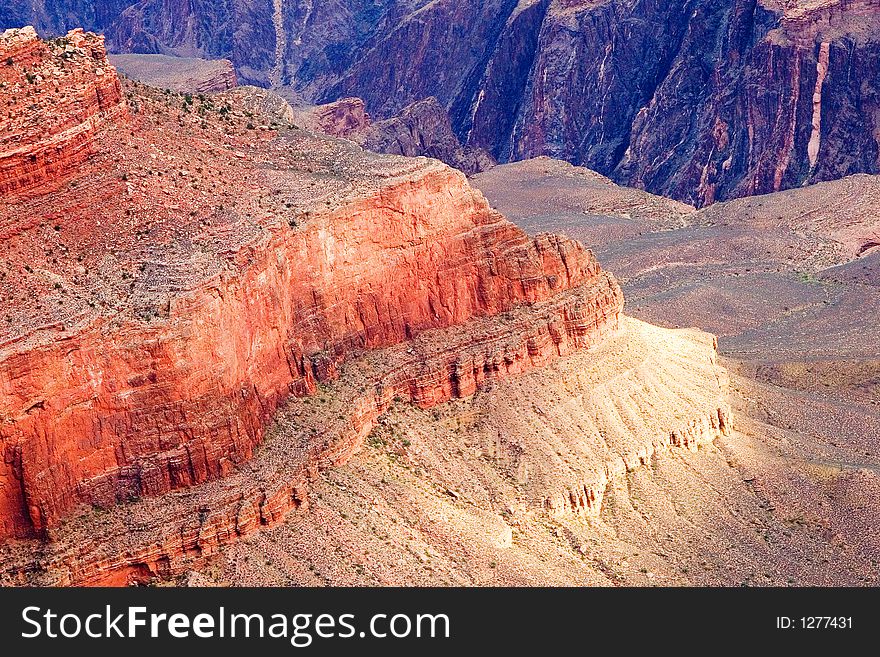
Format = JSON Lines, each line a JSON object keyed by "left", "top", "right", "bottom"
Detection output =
{"left": 0, "top": 33, "right": 624, "bottom": 541}
{"left": 0, "top": 27, "right": 128, "bottom": 197}
{"left": 0, "top": 179, "right": 619, "bottom": 539}
{"left": 1, "top": 282, "right": 624, "bottom": 586}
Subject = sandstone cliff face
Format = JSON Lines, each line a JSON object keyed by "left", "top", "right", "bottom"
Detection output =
{"left": 0, "top": 281, "right": 627, "bottom": 585}
{"left": 0, "top": 313, "right": 735, "bottom": 588}
{"left": 0, "top": 27, "right": 127, "bottom": 197}
{"left": 0, "top": 35, "right": 623, "bottom": 540}
{"left": 1, "top": 168, "right": 618, "bottom": 539}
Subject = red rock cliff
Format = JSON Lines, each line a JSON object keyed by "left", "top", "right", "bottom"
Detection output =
{"left": 0, "top": 27, "right": 128, "bottom": 197}
{"left": 0, "top": 36, "right": 623, "bottom": 540}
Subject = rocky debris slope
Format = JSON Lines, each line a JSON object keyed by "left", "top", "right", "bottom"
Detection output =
{"left": 474, "top": 158, "right": 696, "bottom": 248}
{"left": 0, "top": 317, "right": 730, "bottom": 586}
{"left": 473, "top": 154, "right": 880, "bottom": 586}
{"left": 0, "top": 27, "right": 128, "bottom": 196}
{"left": 110, "top": 54, "right": 237, "bottom": 94}
{"left": 0, "top": 32, "right": 622, "bottom": 542}
{"left": 696, "top": 173, "right": 880, "bottom": 261}
{"left": 205, "top": 354, "right": 875, "bottom": 588}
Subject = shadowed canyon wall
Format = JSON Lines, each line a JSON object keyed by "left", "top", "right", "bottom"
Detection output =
{"left": 4, "top": 1, "right": 880, "bottom": 205}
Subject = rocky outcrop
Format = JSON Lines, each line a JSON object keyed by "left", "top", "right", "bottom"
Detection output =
{"left": 1, "top": 171, "right": 619, "bottom": 540}
{"left": 0, "top": 281, "right": 625, "bottom": 586}
{"left": 291, "top": 97, "right": 371, "bottom": 139}
{"left": 0, "top": 36, "right": 623, "bottom": 541}
{"left": 110, "top": 54, "right": 237, "bottom": 93}
{"left": 0, "top": 27, "right": 128, "bottom": 197}
{"left": 292, "top": 96, "right": 495, "bottom": 174}
{"left": 362, "top": 98, "right": 496, "bottom": 176}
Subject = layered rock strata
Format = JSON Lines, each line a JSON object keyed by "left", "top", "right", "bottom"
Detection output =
{"left": 0, "top": 27, "right": 127, "bottom": 196}
{"left": 7, "top": 2, "right": 880, "bottom": 204}
{"left": 0, "top": 32, "right": 622, "bottom": 541}
{"left": 0, "top": 314, "right": 735, "bottom": 588}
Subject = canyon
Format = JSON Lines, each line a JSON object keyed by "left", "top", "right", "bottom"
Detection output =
{"left": 0, "top": 25, "right": 623, "bottom": 542}
{"left": 0, "top": 27, "right": 741, "bottom": 587}
{"left": 171, "top": 157, "right": 880, "bottom": 587}
{"left": 2, "top": 21, "right": 878, "bottom": 588}
{"left": 3, "top": 1, "right": 880, "bottom": 205}
{"left": 166, "top": 156, "right": 880, "bottom": 588}
{"left": 1, "top": 27, "right": 645, "bottom": 583}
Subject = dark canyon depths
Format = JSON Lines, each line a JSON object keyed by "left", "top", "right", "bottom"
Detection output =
{"left": 3, "top": 0, "right": 880, "bottom": 206}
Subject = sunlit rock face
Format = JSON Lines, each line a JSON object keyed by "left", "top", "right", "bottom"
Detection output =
{"left": 0, "top": 31, "right": 623, "bottom": 541}
{"left": 0, "top": 27, "right": 128, "bottom": 197}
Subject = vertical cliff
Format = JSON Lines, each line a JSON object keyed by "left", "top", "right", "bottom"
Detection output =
{"left": 614, "top": 0, "right": 880, "bottom": 205}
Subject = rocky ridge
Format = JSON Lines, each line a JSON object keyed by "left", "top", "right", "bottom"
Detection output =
{"left": 0, "top": 27, "right": 128, "bottom": 197}
{"left": 292, "top": 96, "right": 495, "bottom": 175}
{"left": 109, "top": 53, "right": 238, "bottom": 94}
{"left": 1, "top": 316, "right": 732, "bottom": 586}
{"left": 0, "top": 31, "right": 739, "bottom": 588}
{"left": 0, "top": 30, "right": 622, "bottom": 542}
